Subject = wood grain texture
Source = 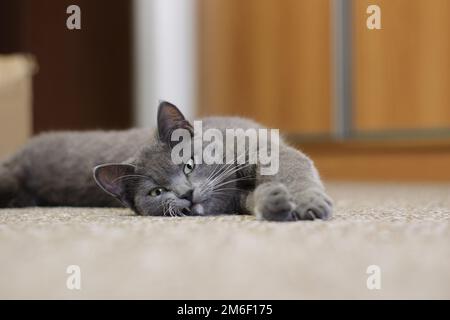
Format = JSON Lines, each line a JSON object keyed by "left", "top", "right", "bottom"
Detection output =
{"left": 198, "top": 0, "right": 332, "bottom": 134}
{"left": 298, "top": 139, "right": 450, "bottom": 181}
{"left": 352, "top": 0, "right": 450, "bottom": 132}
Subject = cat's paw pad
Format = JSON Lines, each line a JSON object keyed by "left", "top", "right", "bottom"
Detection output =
{"left": 293, "top": 189, "right": 333, "bottom": 221}
{"left": 254, "top": 183, "right": 295, "bottom": 221}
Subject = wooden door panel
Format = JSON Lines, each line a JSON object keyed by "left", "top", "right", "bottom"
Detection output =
{"left": 198, "top": 0, "right": 332, "bottom": 134}
{"left": 353, "top": 0, "right": 450, "bottom": 132}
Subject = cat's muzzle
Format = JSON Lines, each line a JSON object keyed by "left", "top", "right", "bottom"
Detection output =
{"left": 181, "top": 203, "right": 205, "bottom": 216}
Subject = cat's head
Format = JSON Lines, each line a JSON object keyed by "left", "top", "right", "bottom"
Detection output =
{"left": 93, "top": 101, "right": 250, "bottom": 216}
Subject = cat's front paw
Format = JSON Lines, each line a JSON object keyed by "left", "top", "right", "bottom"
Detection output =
{"left": 292, "top": 188, "right": 333, "bottom": 221}
{"left": 254, "top": 183, "right": 295, "bottom": 221}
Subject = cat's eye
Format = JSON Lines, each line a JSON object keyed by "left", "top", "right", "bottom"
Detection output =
{"left": 149, "top": 187, "right": 167, "bottom": 197}
{"left": 183, "top": 158, "right": 195, "bottom": 175}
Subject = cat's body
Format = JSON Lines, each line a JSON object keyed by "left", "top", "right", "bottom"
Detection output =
{"left": 0, "top": 128, "right": 149, "bottom": 207}
{"left": 0, "top": 102, "right": 332, "bottom": 221}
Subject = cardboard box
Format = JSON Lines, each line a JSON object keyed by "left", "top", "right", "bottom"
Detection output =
{"left": 0, "top": 54, "right": 36, "bottom": 158}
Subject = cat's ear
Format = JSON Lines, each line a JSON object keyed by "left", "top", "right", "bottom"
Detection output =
{"left": 93, "top": 163, "right": 136, "bottom": 206}
{"left": 157, "top": 100, "right": 193, "bottom": 147}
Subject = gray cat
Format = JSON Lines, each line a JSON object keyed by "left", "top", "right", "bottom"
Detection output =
{"left": 0, "top": 101, "right": 332, "bottom": 221}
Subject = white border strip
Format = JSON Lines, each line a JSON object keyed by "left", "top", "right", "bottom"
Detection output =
{"left": 134, "top": 0, "right": 197, "bottom": 127}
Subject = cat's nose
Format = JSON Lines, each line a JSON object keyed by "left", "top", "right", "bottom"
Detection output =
{"left": 180, "top": 189, "right": 193, "bottom": 202}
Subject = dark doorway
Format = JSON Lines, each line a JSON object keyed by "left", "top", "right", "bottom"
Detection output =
{"left": 0, "top": 0, "right": 133, "bottom": 133}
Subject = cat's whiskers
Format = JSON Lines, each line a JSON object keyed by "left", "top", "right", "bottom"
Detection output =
{"left": 169, "top": 200, "right": 176, "bottom": 217}
{"left": 212, "top": 175, "right": 255, "bottom": 190}
{"left": 203, "top": 179, "right": 250, "bottom": 198}
{"left": 200, "top": 148, "right": 251, "bottom": 190}
{"left": 205, "top": 162, "right": 254, "bottom": 193}
{"left": 202, "top": 147, "right": 260, "bottom": 191}
{"left": 162, "top": 201, "right": 169, "bottom": 217}
{"left": 154, "top": 201, "right": 164, "bottom": 211}
{"left": 201, "top": 160, "right": 235, "bottom": 191}
{"left": 201, "top": 161, "right": 249, "bottom": 193}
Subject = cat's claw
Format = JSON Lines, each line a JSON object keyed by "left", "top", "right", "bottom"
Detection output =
{"left": 292, "top": 188, "right": 333, "bottom": 221}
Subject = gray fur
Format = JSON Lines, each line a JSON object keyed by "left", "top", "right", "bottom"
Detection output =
{"left": 0, "top": 102, "right": 332, "bottom": 221}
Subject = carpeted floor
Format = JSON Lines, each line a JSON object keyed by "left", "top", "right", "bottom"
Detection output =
{"left": 0, "top": 182, "right": 449, "bottom": 299}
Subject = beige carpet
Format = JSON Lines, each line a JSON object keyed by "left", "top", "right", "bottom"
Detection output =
{"left": 1, "top": 182, "right": 449, "bottom": 299}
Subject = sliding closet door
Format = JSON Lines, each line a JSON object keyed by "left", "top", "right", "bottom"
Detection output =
{"left": 352, "top": 0, "right": 450, "bottom": 133}
{"left": 198, "top": 0, "right": 332, "bottom": 134}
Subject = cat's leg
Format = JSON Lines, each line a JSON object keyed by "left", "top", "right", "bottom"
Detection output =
{"left": 246, "top": 145, "right": 333, "bottom": 221}
{"left": 250, "top": 182, "right": 333, "bottom": 221}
